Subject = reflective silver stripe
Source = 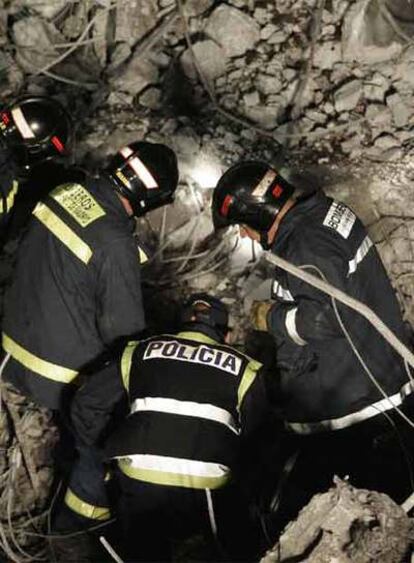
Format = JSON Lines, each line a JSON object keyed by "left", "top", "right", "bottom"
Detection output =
{"left": 272, "top": 281, "right": 294, "bottom": 302}
{"left": 123, "top": 454, "right": 229, "bottom": 478}
{"left": 348, "top": 236, "right": 373, "bottom": 275}
{"left": 11, "top": 107, "right": 35, "bottom": 139}
{"left": 120, "top": 146, "right": 158, "bottom": 189}
{"left": 130, "top": 397, "right": 239, "bottom": 434}
{"left": 286, "top": 381, "right": 414, "bottom": 434}
{"left": 285, "top": 307, "right": 307, "bottom": 346}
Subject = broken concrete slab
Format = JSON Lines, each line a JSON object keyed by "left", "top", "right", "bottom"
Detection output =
{"left": 205, "top": 5, "right": 261, "bottom": 58}
{"left": 180, "top": 40, "right": 227, "bottom": 84}
{"left": 334, "top": 79, "right": 363, "bottom": 113}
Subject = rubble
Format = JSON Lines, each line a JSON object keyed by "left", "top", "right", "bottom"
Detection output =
{"left": 1, "top": 0, "right": 414, "bottom": 559}
{"left": 261, "top": 478, "right": 413, "bottom": 563}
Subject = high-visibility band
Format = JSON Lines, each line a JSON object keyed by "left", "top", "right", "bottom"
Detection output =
{"left": 348, "top": 236, "right": 373, "bottom": 275}
{"left": 285, "top": 307, "right": 307, "bottom": 346}
{"left": 117, "top": 454, "right": 230, "bottom": 490}
{"left": 11, "top": 107, "right": 35, "bottom": 139}
{"left": 286, "top": 381, "right": 414, "bottom": 434}
{"left": 237, "top": 360, "right": 261, "bottom": 409}
{"left": 138, "top": 246, "right": 149, "bottom": 264}
{"left": 64, "top": 488, "right": 110, "bottom": 521}
{"left": 33, "top": 203, "right": 93, "bottom": 265}
{"left": 120, "top": 146, "right": 158, "bottom": 189}
{"left": 131, "top": 397, "right": 239, "bottom": 434}
{"left": 121, "top": 341, "right": 138, "bottom": 389}
{"left": 0, "top": 180, "right": 19, "bottom": 215}
{"left": 2, "top": 333, "right": 78, "bottom": 384}
{"left": 177, "top": 331, "right": 217, "bottom": 345}
{"left": 272, "top": 281, "right": 294, "bottom": 302}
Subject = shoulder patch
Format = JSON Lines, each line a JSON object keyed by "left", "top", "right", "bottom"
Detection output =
{"left": 51, "top": 183, "right": 106, "bottom": 227}
{"left": 323, "top": 201, "right": 355, "bottom": 239}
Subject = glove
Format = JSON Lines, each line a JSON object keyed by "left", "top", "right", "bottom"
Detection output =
{"left": 249, "top": 300, "right": 274, "bottom": 331}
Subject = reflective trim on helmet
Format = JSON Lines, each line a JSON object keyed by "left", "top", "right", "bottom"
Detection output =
{"left": 120, "top": 146, "right": 158, "bottom": 189}
{"left": 11, "top": 107, "right": 35, "bottom": 139}
{"left": 51, "top": 135, "right": 65, "bottom": 153}
{"left": 117, "top": 455, "right": 230, "bottom": 489}
{"left": 130, "top": 397, "right": 239, "bottom": 435}
{"left": 121, "top": 341, "right": 139, "bottom": 390}
{"left": 2, "top": 333, "right": 78, "bottom": 383}
{"left": 237, "top": 359, "right": 262, "bottom": 409}
{"left": 33, "top": 203, "right": 93, "bottom": 264}
{"left": 64, "top": 488, "right": 111, "bottom": 521}
{"left": 252, "top": 169, "right": 277, "bottom": 198}
{"left": 0, "top": 180, "right": 19, "bottom": 215}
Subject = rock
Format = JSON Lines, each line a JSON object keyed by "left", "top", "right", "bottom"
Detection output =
{"left": 205, "top": 5, "right": 260, "bottom": 58}
{"left": 260, "top": 24, "right": 278, "bottom": 41}
{"left": 262, "top": 479, "right": 412, "bottom": 563}
{"left": 366, "top": 104, "right": 393, "bottom": 135}
{"left": 108, "top": 42, "right": 132, "bottom": 70}
{"left": 364, "top": 72, "right": 390, "bottom": 103}
{"left": 257, "top": 73, "right": 283, "bottom": 96}
{"left": 115, "top": 0, "right": 158, "bottom": 45}
{"left": 183, "top": 0, "right": 214, "bottom": 17}
{"left": 243, "top": 91, "right": 260, "bottom": 107}
{"left": 180, "top": 40, "right": 227, "bottom": 84}
{"left": 13, "top": 16, "right": 63, "bottom": 72}
{"left": 334, "top": 79, "right": 363, "bottom": 113}
{"left": 314, "top": 41, "right": 342, "bottom": 69}
{"left": 139, "top": 87, "right": 162, "bottom": 109}
{"left": 20, "top": 0, "right": 66, "bottom": 19}
{"left": 386, "top": 93, "right": 413, "bottom": 128}
{"left": 268, "top": 30, "right": 290, "bottom": 44}
{"left": 112, "top": 57, "right": 159, "bottom": 95}
{"left": 243, "top": 106, "right": 280, "bottom": 130}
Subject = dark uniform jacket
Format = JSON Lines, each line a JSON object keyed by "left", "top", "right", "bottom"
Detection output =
{"left": 2, "top": 177, "right": 146, "bottom": 409}
{"left": 267, "top": 190, "right": 412, "bottom": 433}
{"left": 71, "top": 331, "right": 268, "bottom": 490}
{"left": 0, "top": 148, "right": 20, "bottom": 239}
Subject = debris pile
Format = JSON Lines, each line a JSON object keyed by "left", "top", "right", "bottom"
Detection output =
{"left": 261, "top": 478, "right": 414, "bottom": 563}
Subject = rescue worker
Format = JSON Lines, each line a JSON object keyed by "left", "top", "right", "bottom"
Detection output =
{"left": 0, "top": 96, "right": 72, "bottom": 241}
{"left": 212, "top": 161, "right": 414, "bottom": 516}
{"left": 1, "top": 140, "right": 179, "bottom": 412}
{"left": 68, "top": 294, "right": 270, "bottom": 561}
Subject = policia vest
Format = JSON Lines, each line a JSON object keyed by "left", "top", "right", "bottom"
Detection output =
{"left": 107, "top": 331, "right": 263, "bottom": 490}
{"left": 2, "top": 178, "right": 146, "bottom": 410}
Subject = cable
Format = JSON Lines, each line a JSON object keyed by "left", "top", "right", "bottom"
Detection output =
{"left": 300, "top": 263, "right": 414, "bottom": 430}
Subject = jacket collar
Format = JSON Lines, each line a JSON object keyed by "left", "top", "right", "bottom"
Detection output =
{"left": 177, "top": 331, "right": 219, "bottom": 345}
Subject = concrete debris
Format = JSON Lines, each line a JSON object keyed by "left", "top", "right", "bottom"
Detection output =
{"left": 115, "top": 0, "right": 158, "bottom": 45}
{"left": 111, "top": 57, "right": 159, "bottom": 96}
{"left": 261, "top": 478, "right": 412, "bottom": 563}
{"left": 386, "top": 93, "right": 413, "bottom": 128}
{"left": 180, "top": 40, "right": 227, "bottom": 84}
{"left": 334, "top": 79, "right": 363, "bottom": 113}
{"left": 12, "top": 16, "right": 63, "bottom": 72}
{"left": 19, "top": 0, "right": 67, "bottom": 20}
{"left": 205, "top": 5, "right": 261, "bottom": 58}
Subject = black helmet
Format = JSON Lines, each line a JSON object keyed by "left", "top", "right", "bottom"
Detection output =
{"left": 180, "top": 293, "right": 229, "bottom": 341}
{"left": 107, "top": 141, "right": 179, "bottom": 217}
{"left": 0, "top": 96, "right": 72, "bottom": 169}
{"left": 212, "top": 161, "right": 295, "bottom": 247}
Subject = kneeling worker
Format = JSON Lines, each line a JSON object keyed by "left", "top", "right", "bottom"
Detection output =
{"left": 69, "top": 294, "right": 270, "bottom": 561}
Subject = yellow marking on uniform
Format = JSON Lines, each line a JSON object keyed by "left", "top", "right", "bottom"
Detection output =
{"left": 51, "top": 183, "right": 106, "bottom": 227}
{"left": 64, "top": 488, "right": 110, "bottom": 520}
{"left": 121, "top": 341, "right": 139, "bottom": 390}
{"left": 33, "top": 203, "right": 93, "bottom": 264}
{"left": 0, "top": 180, "right": 19, "bottom": 214}
{"left": 237, "top": 359, "right": 262, "bottom": 409}
{"left": 2, "top": 333, "right": 78, "bottom": 383}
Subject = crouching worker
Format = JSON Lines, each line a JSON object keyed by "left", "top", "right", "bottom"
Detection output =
{"left": 67, "top": 294, "right": 271, "bottom": 561}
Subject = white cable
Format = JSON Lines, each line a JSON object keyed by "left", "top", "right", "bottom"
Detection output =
{"left": 300, "top": 263, "right": 414, "bottom": 430}
{"left": 265, "top": 253, "right": 414, "bottom": 369}
{"left": 205, "top": 489, "right": 218, "bottom": 539}
{"left": 99, "top": 536, "right": 124, "bottom": 563}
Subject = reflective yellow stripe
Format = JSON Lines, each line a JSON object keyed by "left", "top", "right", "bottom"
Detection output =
{"left": 0, "top": 180, "right": 19, "bottom": 214}
{"left": 2, "top": 333, "right": 78, "bottom": 384}
{"left": 117, "top": 459, "right": 230, "bottom": 490}
{"left": 138, "top": 246, "right": 149, "bottom": 264}
{"left": 237, "top": 359, "right": 262, "bottom": 409}
{"left": 64, "top": 488, "right": 110, "bottom": 521}
{"left": 121, "top": 341, "right": 138, "bottom": 390}
{"left": 33, "top": 203, "right": 93, "bottom": 265}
